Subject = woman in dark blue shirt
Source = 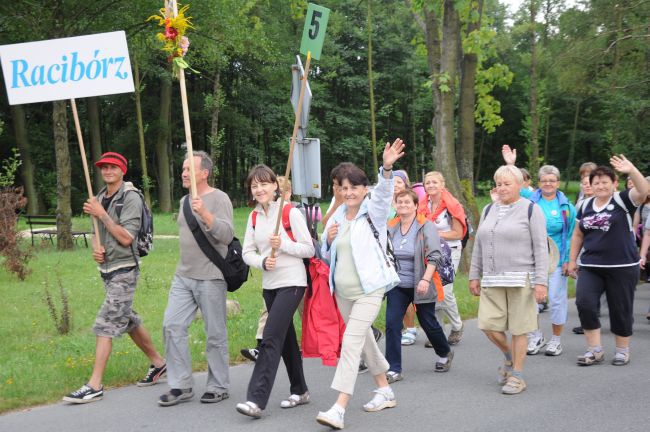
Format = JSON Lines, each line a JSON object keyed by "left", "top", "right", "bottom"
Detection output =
{"left": 568, "top": 156, "right": 649, "bottom": 367}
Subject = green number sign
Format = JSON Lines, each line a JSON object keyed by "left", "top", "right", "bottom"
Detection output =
{"left": 300, "top": 3, "right": 330, "bottom": 61}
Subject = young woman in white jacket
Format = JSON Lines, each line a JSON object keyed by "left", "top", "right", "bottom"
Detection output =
{"left": 236, "top": 165, "right": 315, "bottom": 419}
{"left": 316, "top": 139, "right": 405, "bottom": 430}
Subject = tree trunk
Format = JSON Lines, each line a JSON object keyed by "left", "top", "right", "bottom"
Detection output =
{"left": 543, "top": 103, "right": 551, "bottom": 162}
{"left": 133, "top": 57, "right": 151, "bottom": 207}
{"left": 155, "top": 77, "right": 173, "bottom": 212}
{"left": 52, "top": 100, "right": 74, "bottom": 250}
{"left": 86, "top": 97, "right": 103, "bottom": 189}
{"left": 11, "top": 105, "right": 43, "bottom": 214}
{"left": 436, "top": 1, "right": 463, "bottom": 201}
{"left": 528, "top": 0, "right": 541, "bottom": 176}
{"left": 367, "top": 0, "right": 378, "bottom": 174}
{"left": 209, "top": 67, "right": 223, "bottom": 185}
{"left": 458, "top": 0, "right": 483, "bottom": 225}
{"left": 564, "top": 99, "right": 581, "bottom": 190}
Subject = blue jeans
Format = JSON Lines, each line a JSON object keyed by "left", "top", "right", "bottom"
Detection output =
{"left": 386, "top": 287, "right": 450, "bottom": 373}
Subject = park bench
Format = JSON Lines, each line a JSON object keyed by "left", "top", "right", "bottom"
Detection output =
{"left": 24, "top": 215, "right": 91, "bottom": 248}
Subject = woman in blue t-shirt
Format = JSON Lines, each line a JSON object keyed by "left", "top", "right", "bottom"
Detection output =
{"left": 568, "top": 156, "right": 649, "bottom": 367}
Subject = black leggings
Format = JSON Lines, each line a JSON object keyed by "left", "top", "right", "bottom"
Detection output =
{"left": 575, "top": 266, "right": 639, "bottom": 337}
{"left": 247, "top": 286, "right": 307, "bottom": 409}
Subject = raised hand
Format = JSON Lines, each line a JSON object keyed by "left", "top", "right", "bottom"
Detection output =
{"left": 501, "top": 145, "right": 517, "bottom": 166}
{"left": 383, "top": 138, "right": 406, "bottom": 169}
{"left": 326, "top": 222, "right": 339, "bottom": 246}
{"left": 610, "top": 154, "right": 635, "bottom": 174}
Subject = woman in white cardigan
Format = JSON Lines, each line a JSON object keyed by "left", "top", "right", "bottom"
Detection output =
{"left": 236, "top": 165, "right": 315, "bottom": 419}
{"left": 316, "top": 139, "right": 405, "bottom": 430}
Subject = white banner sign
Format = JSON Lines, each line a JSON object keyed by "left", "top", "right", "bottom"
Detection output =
{"left": 0, "top": 31, "right": 134, "bottom": 105}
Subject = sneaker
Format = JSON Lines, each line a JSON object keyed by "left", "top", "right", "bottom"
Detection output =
{"left": 447, "top": 324, "right": 464, "bottom": 345}
{"left": 401, "top": 329, "right": 416, "bottom": 346}
{"left": 200, "top": 391, "right": 229, "bottom": 404}
{"left": 137, "top": 363, "right": 167, "bottom": 387}
{"left": 158, "top": 388, "right": 194, "bottom": 406}
{"left": 526, "top": 334, "right": 546, "bottom": 355}
{"left": 497, "top": 361, "right": 513, "bottom": 385}
{"left": 577, "top": 350, "right": 604, "bottom": 366}
{"left": 434, "top": 350, "right": 454, "bottom": 373}
{"left": 359, "top": 360, "right": 369, "bottom": 374}
{"left": 501, "top": 376, "right": 526, "bottom": 395}
{"left": 316, "top": 407, "right": 345, "bottom": 430}
{"left": 372, "top": 326, "right": 383, "bottom": 342}
{"left": 280, "top": 391, "right": 310, "bottom": 408}
{"left": 572, "top": 326, "right": 584, "bottom": 334}
{"left": 611, "top": 352, "right": 630, "bottom": 366}
{"left": 236, "top": 401, "right": 263, "bottom": 419}
{"left": 363, "top": 388, "right": 397, "bottom": 412}
{"left": 62, "top": 384, "right": 103, "bottom": 404}
{"left": 240, "top": 348, "right": 259, "bottom": 362}
{"left": 385, "top": 371, "right": 403, "bottom": 384}
{"left": 545, "top": 339, "right": 563, "bottom": 356}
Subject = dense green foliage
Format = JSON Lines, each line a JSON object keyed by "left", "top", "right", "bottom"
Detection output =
{"left": 0, "top": 0, "right": 647, "bottom": 214}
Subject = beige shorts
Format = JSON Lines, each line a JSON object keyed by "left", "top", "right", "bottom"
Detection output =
{"left": 477, "top": 283, "right": 537, "bottom": 336}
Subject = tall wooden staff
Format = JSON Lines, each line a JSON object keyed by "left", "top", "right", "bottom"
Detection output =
{"left": 168, "top": 0, "right": 197, "bottom": 198}
{"left": 70, "top": 99, "right": 101, "bottom": 250}
{"left": 271, "top": 3, "right": 330, "bottom": 256}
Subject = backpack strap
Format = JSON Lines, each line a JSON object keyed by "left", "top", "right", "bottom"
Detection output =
{"left": 483, "top": 203, "right": 494, "bottom": 219}
{"left": 282, "top": 203, "right": 295, "bottom": 241}
{"left": 612, "top": 192, "right": 633, "bottom": 232}
{"left": 251, "top": 204, "right": 295, "bottom": 241}
{"left": 527, "top": 201, "right": 534, "bottom": 221}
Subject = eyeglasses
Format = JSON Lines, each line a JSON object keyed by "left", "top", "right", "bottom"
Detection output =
{"left": 539, "top": 180, "right": 558, "bottom": 184}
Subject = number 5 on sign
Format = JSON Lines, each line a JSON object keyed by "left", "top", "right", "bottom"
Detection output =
{"left": 300, "top": 3, "right": 330, "bottom": 60}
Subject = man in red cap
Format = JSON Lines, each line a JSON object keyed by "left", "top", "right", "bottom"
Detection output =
{"left": 63, "top": 151, "right": 166, "bottom": 404}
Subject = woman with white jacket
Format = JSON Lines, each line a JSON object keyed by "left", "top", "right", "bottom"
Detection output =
{"left": 316, "top": 139, "right": 405, "bottom": 430}
{"left": 236, "top": 165, "right": 315, "bottom": 419}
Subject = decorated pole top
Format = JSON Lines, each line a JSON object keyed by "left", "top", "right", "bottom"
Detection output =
{"left": 148, "top": 1, "right": 194, "bottom": 78}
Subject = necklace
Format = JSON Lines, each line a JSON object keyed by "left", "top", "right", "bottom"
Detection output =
{"left": 399, "top": 218, "right": 415, "bottom": 249}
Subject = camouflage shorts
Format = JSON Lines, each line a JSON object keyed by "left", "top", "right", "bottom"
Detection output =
{"left": 93, "top": 267, "right": 142, "bottom": 338}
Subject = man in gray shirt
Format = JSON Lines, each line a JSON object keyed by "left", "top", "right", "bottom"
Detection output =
{"left": 158, "top": 151, "right": 234, "bottom": 406}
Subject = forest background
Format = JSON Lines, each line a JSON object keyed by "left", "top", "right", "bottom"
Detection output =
{"left": 0, "top": 0, "right": 648, "bottom": 254}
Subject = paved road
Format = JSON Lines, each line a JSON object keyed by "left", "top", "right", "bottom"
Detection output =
{"left": 3, "top": 284, "right": 649, "bottom": 432}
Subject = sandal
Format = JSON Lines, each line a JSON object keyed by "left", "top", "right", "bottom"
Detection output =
{"left": 434, "top": 350, "right": 454, "bottom": 373}
{"left": 611, "top": 352, "right": 630, "bottom": 366}
{"left": 236, "top": 401, "right": 263, "bottom": 419}
{"left": 401, "top": 330, "right": 416, "bottom": 346}
{"left": 501, "top": 376, "right": 526, "bottom": 395}
{"left": 200, "top": 391, "right": 229, "bottom": 404}
{"left": 158, "top": 388, "right": 194, "bottom": 406}
{"left": 577, "top": 350, "right": 604, "bottom": 366}
{"left": 497, "top": 361, "right": 513, "bottom": 385}
{"left": 363, "top": 388, "right": 397, "bottom": 412}
{"left": 280, "top": 391, "right": 310, "bottom": 408}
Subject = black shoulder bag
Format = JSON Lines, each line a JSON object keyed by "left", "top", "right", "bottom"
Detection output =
{"left": 182, "top": 196, "right": 249, "bottom": 292}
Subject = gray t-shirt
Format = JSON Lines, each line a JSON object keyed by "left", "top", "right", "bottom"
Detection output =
{"left": 176, "top": 189, "right": 234, "bottom": 280}
{"left": 394, "top": 222, "right": 418, "bottom": 289}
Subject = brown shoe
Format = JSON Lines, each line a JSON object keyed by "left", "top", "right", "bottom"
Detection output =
{"left": 434, "top": 350, "right": 454, "bottom": 372}
{"left": 447, "top": 324, "right": 464, "bottom": 345}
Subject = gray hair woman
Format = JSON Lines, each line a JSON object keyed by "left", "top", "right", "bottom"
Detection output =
{"left": 469, "top": 165, "right": 549, "bottom": 395}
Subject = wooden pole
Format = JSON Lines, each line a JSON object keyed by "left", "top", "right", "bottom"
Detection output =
{"left": 70, "top": 98, "right": 101, "bottom": 250}
{"left": 170, "top": 0, "right": 197, "bottom": 198}
{"left": 271, "top": 52, "right": 312, "bottom": 257}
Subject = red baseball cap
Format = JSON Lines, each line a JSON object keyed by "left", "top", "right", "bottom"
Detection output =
{"left": 95, "top": 152, "right": 128, "bottom": 174}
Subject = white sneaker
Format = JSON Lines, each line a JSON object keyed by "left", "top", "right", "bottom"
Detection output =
{"left": 545, "top": 339, "right": 563, "bottom": 356}
{"left": 363, "top": 388, "right": 397, "bottom": 412}
{"left": 401, "top": 329, "right": 417, "bottom": 346}
{"left": 526, "top": 333, "right": 546, "bottom": 355}
{"left": 316, "top": 407, "right": 345, "bottom": 430}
